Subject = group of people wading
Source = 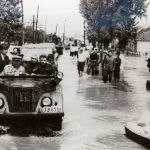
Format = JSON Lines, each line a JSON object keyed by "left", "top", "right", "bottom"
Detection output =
{"left": 69, "top": 42, "right": 122, "bottom": 83}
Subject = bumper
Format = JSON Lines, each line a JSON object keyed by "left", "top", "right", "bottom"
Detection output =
{"left": 0, "top": 113, "right": 64, "bottom": 126}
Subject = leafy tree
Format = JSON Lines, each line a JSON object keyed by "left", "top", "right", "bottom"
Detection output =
{"left": 80, "top": 0, "right": 148, "bottom": 49}
{"left": 24, "top": 25, "right": 47, "bottom": 44}
{"left": 0, "top": 0, "right": 22, "bottom": 45}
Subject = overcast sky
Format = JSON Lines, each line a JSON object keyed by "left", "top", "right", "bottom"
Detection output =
{"left": 23, "top": 0, "right": 150, "bottom": 38}
{"left": 24, "top": 0, "right": 84, "bottom": 38}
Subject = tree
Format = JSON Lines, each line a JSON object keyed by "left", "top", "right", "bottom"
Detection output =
{"left": 24, "top": 25, "right": 47, "bottom": 44}
{"left": 0, "top": 0, "right": 23, "bottom": 45}
{"left": 80, "top": 0, "right": 148, "bottom": 49}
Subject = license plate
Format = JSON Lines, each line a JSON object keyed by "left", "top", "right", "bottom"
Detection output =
{"left": 42, "top": 106, "right": 62, "bottom": 113}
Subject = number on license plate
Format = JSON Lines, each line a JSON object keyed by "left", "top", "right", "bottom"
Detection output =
{"left": 42, "top": 106, "right": 62, "bottom": 113}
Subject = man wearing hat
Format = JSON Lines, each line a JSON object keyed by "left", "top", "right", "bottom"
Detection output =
{"left": 1, "top": 55, "right": 25, "bottom": 76}
{"left": 0, "top": 44, "right": 9, "bottom": 73}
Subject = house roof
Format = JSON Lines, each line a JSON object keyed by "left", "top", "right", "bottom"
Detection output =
{"left": 136, "top": 27, "right": 150, "bottom": 41}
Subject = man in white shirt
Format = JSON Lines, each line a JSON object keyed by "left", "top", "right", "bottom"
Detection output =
{"left": 2, "top": 55, "right": 25, "bottom": 76}
{"left": 77, "top": 49, "right": 86, "bottom": 76}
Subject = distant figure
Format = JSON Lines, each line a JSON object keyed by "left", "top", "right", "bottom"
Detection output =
{"left": 0, "top": 44, "right": 9, "bottom": 73}
{"left": 77, "top": 49, "right": 86, "bottom": 76}
{"left": 87, "top": 48, "right": 99, "bottom": 75}
{"left": 9, "top": 47, "right": 24, "bottom": 60}
{"left": 107, "top": 50, "right": 114, "bottom": 83}
{"left": 147, "top": 58, "right": 150, "bottom": 72}
{"left": 102, "top": 54, "right": 109, "bottom": 83}
{"left": 10, "top": 48, "right": 21, "bottom": 55}
{"left": 70, "top": 44, "right": 78, "bottom": 58}
{"left": 84, "top": 48, "right": 90, "bottom": 65}
{"left": 113, "top": 51, "right": 121, "bottom": 82}
{"left": 52, "top": 33, "right": 58, "bottom": 44}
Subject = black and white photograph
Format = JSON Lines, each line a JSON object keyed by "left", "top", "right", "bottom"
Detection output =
{"left": 0, "top": 0, "right": 150, "bottom": 149}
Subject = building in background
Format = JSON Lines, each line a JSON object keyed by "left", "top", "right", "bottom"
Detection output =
{"left": 136, "top": 27, "right": 150, "bottom": 59}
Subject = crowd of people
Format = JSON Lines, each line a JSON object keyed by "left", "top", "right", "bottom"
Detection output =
{"left": 0, "top": 44, "right": 58, "bottom": 76}
{"left": 69, "top": 41, "right": 122, "bottom": 83}
{"left": 0, "top": 41, "right": 122, "bottom": 83}
{"left": 48, "top": 33, "right": 61, "bottom": 45}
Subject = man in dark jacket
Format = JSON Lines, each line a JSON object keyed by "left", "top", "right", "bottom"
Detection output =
{"left": 113, "top": 51, "right": 121, "bottom": 82}
{"left": 33, "top": 54, "right": 48, "bottom": 75}
{"left": 33, "top": 54, "right": 55, "bottom": 76}
{"left": 0, "top": 44, "right": 9, "bottom": 73}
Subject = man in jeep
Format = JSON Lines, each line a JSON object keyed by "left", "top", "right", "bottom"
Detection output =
{"left": 47, "top": 53, "right": 58, "bottom": 75}
{"left": 26, "top": 55, "right": 38, "bottom": 74}
{"left": 1, "top": 55, "right": 25, "bottom": 76}
{"left": 33, "top": 54, "right": 55, "bottom": 75}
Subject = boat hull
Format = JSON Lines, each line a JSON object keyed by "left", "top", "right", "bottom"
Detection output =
{"left": 125, "top": 126, "right": 150, "bottom": 149}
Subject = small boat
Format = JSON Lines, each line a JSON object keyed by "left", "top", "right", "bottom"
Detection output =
{"left": 125, "top": 122, "right": 150, "bottom": 148}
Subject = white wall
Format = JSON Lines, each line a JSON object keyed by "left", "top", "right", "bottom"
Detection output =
{"left": 137, "top": 41, "right": 150, "bottom": 59}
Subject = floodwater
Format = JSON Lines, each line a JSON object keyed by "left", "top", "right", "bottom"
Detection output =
{"left": 0, "top": 51, "right": 150, "bottom": 150}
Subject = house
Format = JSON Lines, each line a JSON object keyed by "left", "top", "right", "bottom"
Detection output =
{"left": 136, "top": 27, "right": 150, "bottom": 59}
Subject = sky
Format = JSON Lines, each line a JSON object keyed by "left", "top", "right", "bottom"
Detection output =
{"left": 23, "top": 0, "right": 150, "bottom": 38}
{"left": 23, "top": 0, "right": 84, "bottom": 39}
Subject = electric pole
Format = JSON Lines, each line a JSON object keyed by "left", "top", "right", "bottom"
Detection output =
{"left": 35, "top": 5, "right": 39, "bottom": 43}
{"left": 63, "top": 20, "right": 66, "bottom": 44}
{"left": 84, "top": 19, "right": 86, "bottom": 46}
{"left": 20, "top": 0, "right": 24, "bottom": 45}
{"left": 33, "top": 15, "right": 35, "bottom": 43}
{"left": 56, "top": 24, "right": 58, "bottom": 34}
{"left": 44, "top": 16, "right": 47, "bottom": 42}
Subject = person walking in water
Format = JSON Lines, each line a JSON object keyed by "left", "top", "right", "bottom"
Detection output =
{"left": 77, "top": 49, "right": 86, "bottom": 76}
{"left": 107, "top": 50, "right": 114, "bottom": 83}
{"left": 113, "top": 51, "right": 121, "bottom": 82}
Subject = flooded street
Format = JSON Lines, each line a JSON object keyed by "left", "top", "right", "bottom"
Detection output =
{"left": 0, "top": 51, "right": 150, "bottom": 150}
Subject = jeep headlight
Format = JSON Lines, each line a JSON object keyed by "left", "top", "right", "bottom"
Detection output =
{"left": 0, "top": 98, "right": 4, "bottom": 109}
{"left": 41, "top": 97, "right": 52, "bottom": 107}
{"left": 57, "top": 72, "right": 64, "bottom": 79}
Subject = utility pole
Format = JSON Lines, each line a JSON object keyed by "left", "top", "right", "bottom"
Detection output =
{"left": 63, "top": 20, "right": 66, "bottom": 44}
{"left": 35, "top": 5, "right": 39, "bottom": 43}
{"left": 20, "top": 0, "right": 24, "bottom": 45}
{"left": 55, "top": 24, "right": 58, "bottom": 34}
{"left": 44, "top": 16, "right": 47, "bottom": 43}
{"left": 84, "top": 19, "right": 86, "bottom": 46}
{"left": 33, "top": 15, "right": 35, "bottom": 43}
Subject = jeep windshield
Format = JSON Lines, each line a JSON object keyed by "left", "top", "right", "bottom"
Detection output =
{"left": 20, "top": 44, "right": 55, "bottom": 61}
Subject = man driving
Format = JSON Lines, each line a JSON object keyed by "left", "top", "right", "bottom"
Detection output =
{"left": 1, "top": 55, "right": 25, "bottom": 76}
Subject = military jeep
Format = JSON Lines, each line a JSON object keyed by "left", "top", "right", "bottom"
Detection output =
{"left": 0, "top": 44, "right": 64, "bottom": 131}
{"left": 0, "top": 74, "right": 64, "bottom": 130}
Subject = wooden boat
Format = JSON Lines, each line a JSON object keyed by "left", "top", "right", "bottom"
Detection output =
{"left": 125, "top": 122, "right": 150, "bottom": 148}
